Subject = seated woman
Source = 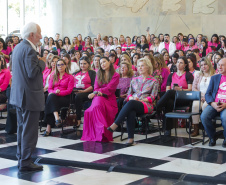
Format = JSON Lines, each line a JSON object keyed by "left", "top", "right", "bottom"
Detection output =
{"left": 81, "top": 57, "right": 120, "bottom": 142}
{"left": 116, "top": 60, "right": 134, "bottom": 112}
{"left": 43, "top": 55, "right": 60, "bottom": 95}
{"left": 0, "top": 55, "right": 11, "bottom": 110}
{"left": 73, "top": 56, "right": 96, "bottom": 128}
{"left": 191, "top": 57, "right": 215, "bottom": 136}
{"left": 108, "top": 58, "right": 159, "bottom": 146}
{"left": 63, "top": 53, "right": 79, "bottom": 74}
{"left": 187, "top": 54, "right": 199, "bottom": 77}
{"left": 44, "top": 59, "right": 74, "bottom": 136}
{"left": 91, "top": 54, "right": 101, "bottom": 72}
{"left": 156, "top": 56, "right": 194, "bottom": 136}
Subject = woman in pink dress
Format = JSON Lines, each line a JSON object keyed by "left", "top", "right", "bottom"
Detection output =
{"left": 81, "top": 57, "right": 120, "bottom": 142}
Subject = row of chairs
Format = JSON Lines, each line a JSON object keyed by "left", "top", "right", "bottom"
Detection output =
{"left": 39, "top": 90, "right": 222, "bottom": 145}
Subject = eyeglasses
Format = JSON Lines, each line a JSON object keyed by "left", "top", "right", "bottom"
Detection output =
{"left": 57, "top": 64, "right": 65, "bottom": 67}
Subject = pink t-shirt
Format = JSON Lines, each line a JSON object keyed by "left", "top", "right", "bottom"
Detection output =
{"left": 165, "top": 43, "right": 169, "bottom": 52}
{"left": 175, "top": 42, "right": 181, "bottom": 50}
{"left": 215, "top": 75, "right": 226, "bottom": 103}
{"left": 0, "top": 69, "right": 12, "bottom": 91}
{"left": 208, "top": 41, "right": 219, "bottom": 48}
{"left": 171, "top": 73, "right": 188, "bottom": 89}
{"left": 74, "top": 71, "right": 91, "bottom": 89}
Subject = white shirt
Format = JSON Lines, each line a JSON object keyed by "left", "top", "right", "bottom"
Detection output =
{"left": 69, "top": 62, "right": 80, "bottom": 74}
{"left": 26, "top": 39, "right": 36, "bottom": 51}
{"left": 200, "top": 76, "right": 211, "bottom": 95}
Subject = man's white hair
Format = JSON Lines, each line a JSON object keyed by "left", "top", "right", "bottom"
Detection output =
{"left": 21, "top": 22, "right": 38, "bottom": 39}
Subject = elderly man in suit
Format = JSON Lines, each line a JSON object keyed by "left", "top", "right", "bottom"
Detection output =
{"left": 201, "top": 58, "right": 226, "bottom": 147}
{"left": 10, "top": 22, "right": 45, "bottom": 171}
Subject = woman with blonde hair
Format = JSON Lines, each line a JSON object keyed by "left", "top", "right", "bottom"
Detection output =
{"left": 43, "top": 59, "right": 74, "bottom": 136}
{"left": 70, "top": 37, "right": 82, "bottom": 51}
{"left": 108, "top": 58, "right": 159, "bottom": 146}
{"left": 116, "top": 60, "right": 134, "bottom": 111}
{"left": 191, "top": 57, "right": 216, "bottom": 136}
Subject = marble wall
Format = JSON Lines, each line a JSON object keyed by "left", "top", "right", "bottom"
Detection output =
{"left": 46, "top": 0, "right": 226, "bottom": 40}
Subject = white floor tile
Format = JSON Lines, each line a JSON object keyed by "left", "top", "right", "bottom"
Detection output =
{"left": 40, "top": 149, "right": 111, "bottom": 162}
{"left": 44, "top": 169, "right": 147, "bottom": 185}
{"left": 113, "top": 143, "right": 190, "bottom": 159}
{"left": 0, "top": 174, "right": 37, "bottom": 185}
{"left": 152, "top": 158, "right": 226, "bottom": 177}
{"left": 0, "top": 158, "right": 17, "bottom": 169}
{"left": 36, "top": 137, "right": 83, "bottom": 150}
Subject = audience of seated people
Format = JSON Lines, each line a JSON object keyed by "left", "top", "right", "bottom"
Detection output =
{"left": 2, "top": 32, "right": 226, "bottom": 148}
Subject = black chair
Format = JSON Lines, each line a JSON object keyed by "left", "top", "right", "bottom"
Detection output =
{"left": 165, "top": 91, "right": 201, "bottom": 145}
{"left": 118, "top": 96, "right": 160, "bottom": 141}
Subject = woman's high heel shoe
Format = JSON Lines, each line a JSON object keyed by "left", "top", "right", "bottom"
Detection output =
{"left": 125, "top": 141, "right": 134, "bottom": 147}
{"left": 107, "top": 127, "right": 114, "bottom": 133}
{"left": 43, "top": 131, "right": 52, "bottom": 137}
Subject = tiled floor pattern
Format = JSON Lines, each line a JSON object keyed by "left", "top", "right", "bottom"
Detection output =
{"left": 0, "top": 114, "right": 225, "bottom": 185}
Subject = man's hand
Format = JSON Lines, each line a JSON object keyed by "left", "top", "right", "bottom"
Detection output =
{"left": 211, "top": 102, "right": 226, "bottom": 112}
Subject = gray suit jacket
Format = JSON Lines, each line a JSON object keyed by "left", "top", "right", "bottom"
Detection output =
{"left": 10, "top": 40, "right": 46, "bottom": 111}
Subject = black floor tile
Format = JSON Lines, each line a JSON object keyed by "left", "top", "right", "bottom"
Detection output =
{"left": 0, "top": 164, "right": 81, "bottom": 183}
{"left": 0, "top": 145, "right": 55, "bottom": 158}
{"left": 127, "top": 176, "right": 215, "bottom": 185}
{"left": 51, "top": 129, "right": 83, "bottom": 140}
{"left": 61, "top": 141, "right": 127, "bottom": 154}
{"left": 138, "top": 136, "right": 202, "bottom": 147}
{"left": 127, "top": 176, "right": 178, "bottom": 185}
{"left": 93, "top": 154, "right": 169, "bottom": 168}
{"left": 0, "top": 133, "right": 17, "bottom": 144}
{"left": 170, "top": 147, "right": 226, "bottom": 164}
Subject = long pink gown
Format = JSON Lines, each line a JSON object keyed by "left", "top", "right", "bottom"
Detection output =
{"left": 81, "top": 72, "right": 120, "bottom": 142}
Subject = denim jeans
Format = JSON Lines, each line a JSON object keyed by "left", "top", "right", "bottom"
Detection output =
{"left": 201, "top": 105, "right": 226, "bottom": 139}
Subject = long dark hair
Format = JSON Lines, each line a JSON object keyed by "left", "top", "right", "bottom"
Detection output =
{"left": 0, "top": 38, "right": 7, "bottom": 50}
{"left": 178, "top": 56, "right": 189, "bottom": 72}
{"left": 97, "top": 57, "right": 115, "bottom": 85}
{"left": 63, "top": 36, "right": 71, "bottom": 45}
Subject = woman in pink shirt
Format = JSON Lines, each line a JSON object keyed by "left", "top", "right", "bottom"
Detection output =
{"left": 81, "top": 57, "right": 120, "bottom": 142}
{"left": 43, "top": 55, "right": 59, "bottom": 93}
{"left": 43, "top": 59, "right": 74, "bottom": 136}
{"left": 172, "top": 36, "right": 181, "bottom": 50}
{"left": 0, "top": 55, "right": 11, "bottom": 108}
{"left": 82, "top": 38, "right": 94, "bottom": 52}
{"left": 73, "top": 56, "right": 96, "bottom": 128}
{"left": 78, "top": 34, "right": 85, "bottom": 47}
{"left": 0, "top": 38, "right": 10, "bottom": 64}
{"left": 71, "top": 37, "right": 82, "bottom": 51}
{"left": 157, "top": 56, "right": 193, "bottom": 136}
{"left": 208, "top": 34, "right": 220, "bottom": 48}
{"left": 184, "top": 38, "right": 198, "bottom": 51}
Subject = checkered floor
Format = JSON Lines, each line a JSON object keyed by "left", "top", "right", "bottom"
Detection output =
{"left": 0, "top": 113, "right": 225, "bottom": 185}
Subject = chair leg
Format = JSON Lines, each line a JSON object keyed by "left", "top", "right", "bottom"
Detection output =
{"left": 145, "top": 118, "right": 148, "bottom": 140}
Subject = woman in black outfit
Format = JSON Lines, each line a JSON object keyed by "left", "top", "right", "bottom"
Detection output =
{"left": 157, "top": 56, "right": 194, "bottom": 136}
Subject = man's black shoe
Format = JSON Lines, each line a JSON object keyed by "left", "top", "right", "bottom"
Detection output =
{"left": 19, "top": 163, "right": 43, "bottom": 172}
{"left": 164, "top": 130, "right": 171, "bottom": 136}
{"left": 209, "top": 138, "right": 216, "bottom": 146}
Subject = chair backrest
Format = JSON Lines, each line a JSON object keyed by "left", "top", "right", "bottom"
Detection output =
{"left": 173, "top": 91, "right": 201, "bottom": 112}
